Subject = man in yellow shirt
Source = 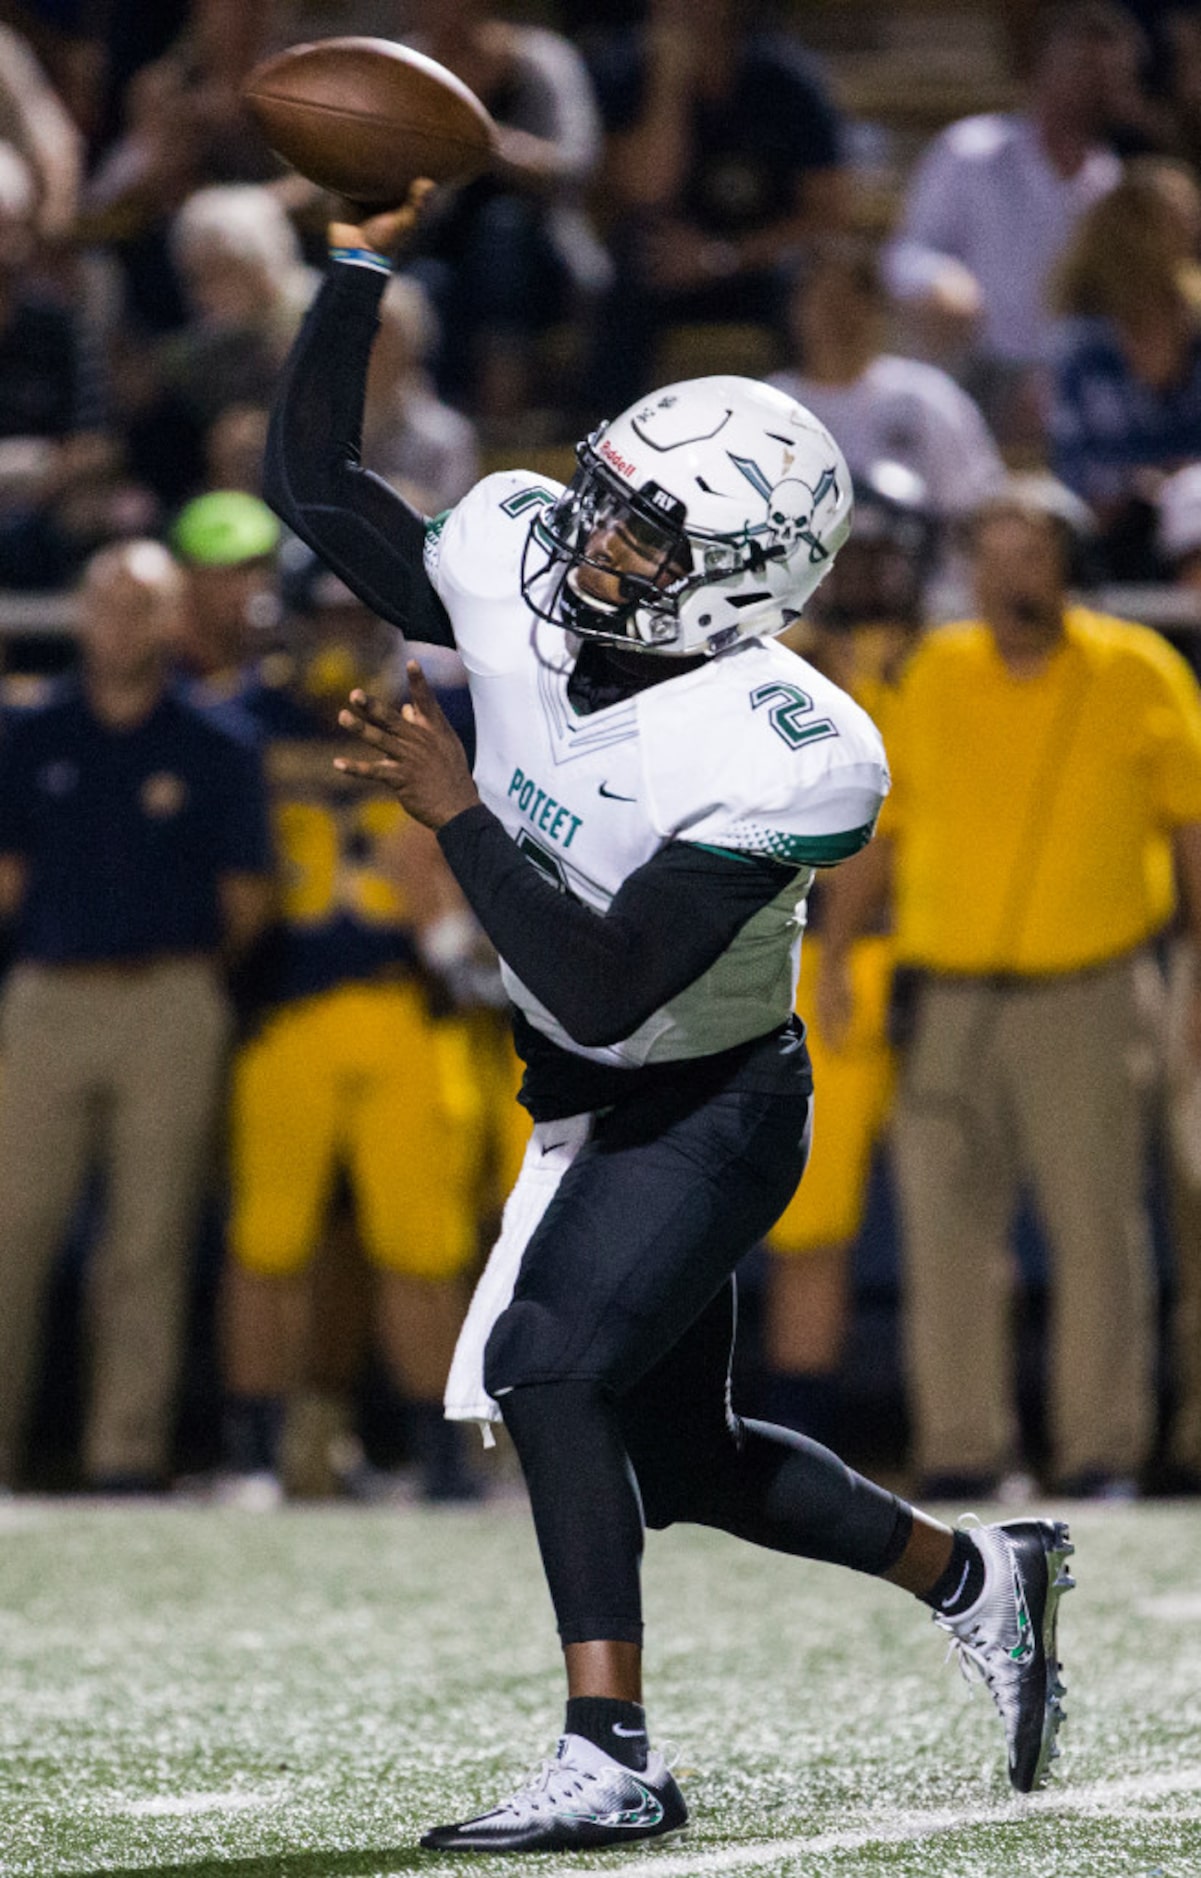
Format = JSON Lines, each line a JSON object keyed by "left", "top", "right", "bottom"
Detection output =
{"left": 820, "top": 493, "right": 1201, "bottom": 1498}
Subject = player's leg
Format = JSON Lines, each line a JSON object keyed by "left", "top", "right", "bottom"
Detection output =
{"left": 351, "top": 982, "right": 482, "bottom": 1500}
{"left": 622, "top": 1281, "right": 912, "bottom": 1573}
{"left": 0, "top": 968, "right": 100, "bottom": 1486}
{"left": 891, "top": 977, "right": 1021, "bottom": 1494}
{"left": 623, "top": 1278, "right": 1073, "bottom": 1796}
{"left": 422, "top": 1047, "right": 814, "bottom": 1850}
{"left": 85, "top": 960, "right": 230, "bottom": 1485}
{"left": 224, "top": 995, "right": 340, "bottom": 1492}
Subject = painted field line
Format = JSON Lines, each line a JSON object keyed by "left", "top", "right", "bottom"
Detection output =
{"left": 607, "top": 1766, "right": 1201, "bottom": 1878}
{"left": 122, "top": 1789, "right": 277, "bottom": 1818}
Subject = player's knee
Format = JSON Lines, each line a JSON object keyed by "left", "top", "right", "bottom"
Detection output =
{"left": 635, "top": 1472, "right": 679, "bottom": 1531}
{"left": 483, "top": 1298, "right": 561, "bottom": 1396}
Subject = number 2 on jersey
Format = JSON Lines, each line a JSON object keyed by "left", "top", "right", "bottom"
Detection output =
{"left": 749, "top": 681, "right": 838, "bottom": 750}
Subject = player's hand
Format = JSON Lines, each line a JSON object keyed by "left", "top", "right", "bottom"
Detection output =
{"left": 334, "top": 660, "right": 480, "bottom": 830}
{"left": 328, "top": 176, "right": 436, "bottom": 261}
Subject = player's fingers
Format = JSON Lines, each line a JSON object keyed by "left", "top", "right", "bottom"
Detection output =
{"left": 360, "top": 178, "right": 436, "bottom": 251}
{"left": 346, "top": 689, "right": 406, "bottom": 734}
{"left": 338, "top": 707, "right": 402, "bottom": 754}
{"left": 404, "top": 659, "right": 448, "bottom": 726}
{"left": 333, "top": 755, "right": 403, "bottom": 782}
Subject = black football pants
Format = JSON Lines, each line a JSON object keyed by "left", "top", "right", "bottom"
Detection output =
{"left": 486, "top": 1029, "right": 911, "bottom": 1645}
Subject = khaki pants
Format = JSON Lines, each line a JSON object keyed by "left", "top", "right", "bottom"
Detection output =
{"left": 0, "top": 958, "right": 230, "bottom": 1483}
{"left": 892, "top": 954, "right": 1158, "bottom": 1482}
{"left": 1163, "top": 938, "right": 1201, "bottom": 1475}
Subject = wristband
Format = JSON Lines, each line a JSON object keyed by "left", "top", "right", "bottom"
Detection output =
{"left": 329, "top": 245, "right": 392, "bottom": 276}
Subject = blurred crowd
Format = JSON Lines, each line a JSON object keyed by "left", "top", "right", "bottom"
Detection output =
{"left": 2, "top": 0, "right": 1201, "bottom": 1504}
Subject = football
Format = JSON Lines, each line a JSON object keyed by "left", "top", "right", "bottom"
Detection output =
{"left": 242, "top": 36, "right": 497, "bottom": 205}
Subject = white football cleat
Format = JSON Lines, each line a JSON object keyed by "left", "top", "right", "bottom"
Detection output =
{"left": 935, "top": 1518, "right": 1075, "bottom": 1792}
{"left": 419, "top": 1732, "right": 687, "bottom": 1852}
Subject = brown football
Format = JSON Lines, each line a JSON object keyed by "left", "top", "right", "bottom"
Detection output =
{"left": 242, "top": 37, "right": 497, "bottom": 204}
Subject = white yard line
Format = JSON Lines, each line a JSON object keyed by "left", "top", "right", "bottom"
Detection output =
{"left": 120, "top": 1789, "right": 278, "bottom": 1818}
{"left": 606, "top": 1766, "right": 1201, "bottom": 1878}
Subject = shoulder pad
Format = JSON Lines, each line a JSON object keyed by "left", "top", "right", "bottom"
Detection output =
{"left": 424, "top": 471, "right": 563, "bottom": 601}
{"left": 640, "top": 639, "right": 889, "bottom": 864}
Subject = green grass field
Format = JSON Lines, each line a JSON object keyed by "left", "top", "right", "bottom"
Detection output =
{"left": 1, "top": 1495, "right": 1198, "bottom": 1877}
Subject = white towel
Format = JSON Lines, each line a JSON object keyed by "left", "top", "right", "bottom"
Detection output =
{"left": 444, "top": 1113, "right": 592, "bottom": 1443}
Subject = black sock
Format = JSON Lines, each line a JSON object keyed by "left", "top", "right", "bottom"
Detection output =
{"left": 564, "top": 1696, "right": 648, "bottom": 1772}
{"left": 222, "top": 1395, "right": 284, "bottom": 1475}
{"left": 919, "top": 1529, "right": 986, "bottom": 1616}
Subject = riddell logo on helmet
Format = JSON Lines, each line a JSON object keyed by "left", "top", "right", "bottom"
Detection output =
{"left": 600, "top": 438, "right": 638, "bottom": 480}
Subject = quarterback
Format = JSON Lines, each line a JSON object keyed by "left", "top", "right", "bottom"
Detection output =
{"left": 264, "top": 185, "right": 1074, "bottom": 1853}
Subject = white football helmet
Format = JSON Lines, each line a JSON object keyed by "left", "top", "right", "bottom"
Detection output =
{"left": 520, "top": 375, "right": 853, "bottom": 657}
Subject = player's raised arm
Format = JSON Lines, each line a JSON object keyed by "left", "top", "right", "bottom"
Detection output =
{"left": 262, "top": 180, "right": 456, "bottom": 648}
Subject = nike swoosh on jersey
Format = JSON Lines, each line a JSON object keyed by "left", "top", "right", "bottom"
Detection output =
{"left": 597, "top": 781, "right": 636, "bottom": 801}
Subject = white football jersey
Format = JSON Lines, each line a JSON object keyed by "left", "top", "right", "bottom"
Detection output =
{"left": 425, "top": 471, "right": 889, "bottom": 1068}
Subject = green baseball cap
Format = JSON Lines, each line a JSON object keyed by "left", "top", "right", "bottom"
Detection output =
{"left": 171, "top": 491, "right": 281, "bottom": 568}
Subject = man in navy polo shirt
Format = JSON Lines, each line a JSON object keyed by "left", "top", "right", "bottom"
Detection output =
{"left": 0, "top": 538, "right": 273, "bottom": 1492}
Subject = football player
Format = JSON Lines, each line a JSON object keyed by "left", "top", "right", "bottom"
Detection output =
{"left": 262, "top": 184, "right": 1074, "bottom": 1853}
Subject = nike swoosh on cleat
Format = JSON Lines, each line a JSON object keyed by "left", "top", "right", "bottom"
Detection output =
{"left": 598, "top": 782, "right": 636, "bottom": 801}
{"left": 563, "top": 1790, "right": 664, "bottom": 1830}
{"left": 612, "top": 1724, "right": 647, "bottom": 1737}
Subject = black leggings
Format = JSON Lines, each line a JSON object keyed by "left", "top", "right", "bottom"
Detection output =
{"left": 488, "top": 1033, "right": 911, "bottom": 1645}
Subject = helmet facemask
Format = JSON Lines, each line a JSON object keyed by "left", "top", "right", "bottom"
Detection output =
{"left": 521, "top": 448, "right": 699, "bottom": 652}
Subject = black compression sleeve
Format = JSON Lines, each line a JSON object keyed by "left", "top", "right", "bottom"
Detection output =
{"left": 437, "top": 804, "right": 798, "bottom": 1048}
{"left": 263, "top": 263, "right": 455, "bottom": 646}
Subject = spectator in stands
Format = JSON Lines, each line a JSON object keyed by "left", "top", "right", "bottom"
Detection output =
{"left": 123, "top": 184, "right": 317, "bottom": 507}
{"left": 220, "top": 568, "right": 489, "bottom": 1504}
{"left": 204, "top": 403, "right": 270, "bottom": 498}
{"left": 765, "top": 467, "right": 934, "bottom": 1449}
{"left": 401, "top": 0, "right": 606, "bottom": 436}
{"left": 171, "top": 488, "right": 283, "bottom": 692}
{"left": 586, "top": 0, "right": 848, "bottom": 415}
{"left": 0, "top": 140, "right": 104, "bottom": 442}
{"left": 768, "top": 240, "right": 1004, "bottom": 615}
{"left": 0, "top": 138, "right": 132, "bottom": 587}
{"left": 0, "top": 19, "right": 83, "bottom": 239}
{"left": 363, "top": 273, "right": 480, "bottom": 514}
{"left": 1048, "top": 158, "right": 1201, "bottom": 579}
{"left": 819, "top": 490, "right": 1201, "bottom": 1500}
{"left": 883, "top": 0, "right": 1143, "bottom": 442}
{"left": 0, "top": 539, "right": 273, "bottom": 1493}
